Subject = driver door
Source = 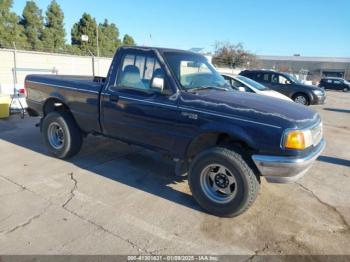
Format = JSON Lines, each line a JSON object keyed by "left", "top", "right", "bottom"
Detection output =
{"left": 101, "top": 50, "right": 179, "bottom": 152}
{"left": 270, "top": 73, "right": 292, "bottom": 96}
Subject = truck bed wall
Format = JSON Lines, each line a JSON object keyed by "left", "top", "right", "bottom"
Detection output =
{"left": 26, "top": 75, "right": 103, "bottom": 133}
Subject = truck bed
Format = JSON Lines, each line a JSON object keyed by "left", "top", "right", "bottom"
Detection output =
{"left": 26, "top": 74, "right": 103, "bottom": 133}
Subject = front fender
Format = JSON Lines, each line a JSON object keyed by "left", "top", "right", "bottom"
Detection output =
{"left": 199, "top": 121, "right": 257, "bottom": 149}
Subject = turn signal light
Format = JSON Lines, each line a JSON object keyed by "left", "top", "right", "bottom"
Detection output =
{"left": 284, "top": 130, "right": 312, "bottom": 150}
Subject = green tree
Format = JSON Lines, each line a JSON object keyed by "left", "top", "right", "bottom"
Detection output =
{"left": 0, "top": 0, "right": 27, "bottom": 49}
{"left": 42, "top": 0, "right": 66, "bottom": 52}
{"left": 98, "top": 19, "right": 120, "bottom": 57}
{"left": 122, "top": 34, "right": 135, "bottom": 46}
{"left": 71, "top": 13, "right": 98, "bottom": 55}
{"left": 20, "top": 0, "right": 44, "bottom": 50}
{"left": 64, "top": 44, "right": 82, "bottom": 55}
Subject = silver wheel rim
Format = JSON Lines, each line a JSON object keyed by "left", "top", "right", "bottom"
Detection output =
{"left": 200, "top": 164, "right": 237, "bottom": 204}
{"left": 47, "top": 122, "right": 65, "bottom": 150}
{"left": 295, "top": 95, "right": 307, "bottom": 105}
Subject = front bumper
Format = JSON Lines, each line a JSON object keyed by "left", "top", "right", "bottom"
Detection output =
{"left": 252, "top": 140, "right": 326, "bottom": 183}
{"left": 313, "top": 95, "right": 326, "bottom": 105}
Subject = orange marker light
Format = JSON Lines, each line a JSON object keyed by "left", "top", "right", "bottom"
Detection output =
{"left": 285, "top": 130, "right": 306, "bottom": 150}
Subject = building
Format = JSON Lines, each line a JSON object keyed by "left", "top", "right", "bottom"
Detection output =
{"left": 257, "top": 55, "right": 350, "bottom": 82}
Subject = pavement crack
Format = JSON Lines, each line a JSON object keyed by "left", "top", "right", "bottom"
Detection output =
{"left": 296, "top": 182, "right": 350, "bottom": 233}
{"left": 62, "top": 206, "right": 147, "bottom": 254}
{"left": 62, "top": 172, "right": 78, "bottom": 209}
{"left": 244, "top": 237, "right": 299, "bottom": 260}
{"left": 149, "top": 247, "right": 169, "bottom": 255}
{"left": 0, "top": 175, "right": 26, "bottom": 191}
{"left": 0, "top": 203, "right": 51, "bottom": 235}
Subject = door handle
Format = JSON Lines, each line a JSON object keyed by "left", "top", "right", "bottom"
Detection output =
{"left": 109, "top": 94, "right": 119, "bottom": 102}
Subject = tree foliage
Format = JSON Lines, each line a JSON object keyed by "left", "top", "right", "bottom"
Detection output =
{"left": 71, "top": 13, "right": 98, "bottom": 55}
{"left": 0, "top": 1, "right": 135, "bottom": 56}
{"left": 98, "top": 19, "right": 121, "bottom": 57}
{"left": 20, "top": 0, "right": 44, "bottom": 50}
{"left": 122, "top": 34, "right": 135, "bottom": 46}
{"left": 42, "top": 0, "right": 65, "bottom": 52}
{"left": 212, "top": 42, "right": 257, "bottom": 69}
{"left": 0, "top": 0, "right": 27, "bottom": 49}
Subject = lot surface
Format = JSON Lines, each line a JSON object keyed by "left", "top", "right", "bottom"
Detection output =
{"left": 0, "top": 91, "right": 349, "bottom": 256}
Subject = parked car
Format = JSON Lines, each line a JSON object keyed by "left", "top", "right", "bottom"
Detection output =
{"left": 319, "top": 77, "right": 350, "bottom": 92}
{"left": 221, "top": 73, "right": 292, "bottom": 101}
{"left": 25, "top": 46, "right": 325, "bottom": 217}
{"left": 240, "top": 70, "right": 326, "bottom": 105}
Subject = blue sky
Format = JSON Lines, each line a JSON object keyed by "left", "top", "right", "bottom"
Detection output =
{"left": 12, "top": 0, "right": 350, "bottom": 57}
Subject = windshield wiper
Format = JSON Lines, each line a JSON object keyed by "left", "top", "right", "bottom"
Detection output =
{"left": 187, "top": 86, "right": 230, "bottom": 93}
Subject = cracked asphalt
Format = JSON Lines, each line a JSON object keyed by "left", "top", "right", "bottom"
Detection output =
{"left": 0, "top": 91, "right": 349, "bottom": 255}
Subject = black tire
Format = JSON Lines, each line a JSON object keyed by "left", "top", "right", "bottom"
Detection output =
{"left": 343, "top": 87, "right": 349, "bottom": 92}
{"left": 293, "top": 93, "right": 309, "bottom": 105}
{"left": 42, "top": 111, "right": 83, "bottom": 159}
{"left": 188, "top": 147, "right": 260, "bottom": 217}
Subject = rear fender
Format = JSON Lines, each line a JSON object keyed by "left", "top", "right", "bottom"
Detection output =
{"left": 43, "top": 92, "right": 67, "bottom": 114}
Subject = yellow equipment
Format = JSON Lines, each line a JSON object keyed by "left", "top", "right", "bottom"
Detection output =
{"left": 0, "top": 95, "right": 11, "bottom": 118}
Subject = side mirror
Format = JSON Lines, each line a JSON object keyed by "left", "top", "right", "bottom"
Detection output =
{"left": 151, "top": 77, "right": 164, "bottom": 93}
{"left": 238, "top": 86, "right": 246, "bottom": 92}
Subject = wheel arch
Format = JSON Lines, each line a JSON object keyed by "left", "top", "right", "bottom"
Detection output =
{"left": 292, "top": 91, "right": 312, "bottom": 104}
{"left": 42, "top": 96, "right": 82, "bottom": 134}
{"left": 43, "top": 93, "right": 69, "bottom": 116}
{"left": 185, "top": 123, "right": 257, "bottom": 160}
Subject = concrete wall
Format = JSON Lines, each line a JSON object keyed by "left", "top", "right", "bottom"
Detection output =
{"left": 0, "top": 49, "right": 112, "bottom": 95}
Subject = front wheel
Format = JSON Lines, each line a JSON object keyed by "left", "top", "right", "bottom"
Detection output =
{"left": 293, "top": 94, "right": 309, "bottom": 105}
{"left": 188, "top": 147, "right": 260, "bottom": 217}
{"left": 343, "top": 87, "right": 349, "bottom": 92}
{"left": 42, "top": 111, "right": 83, "bottom": 159}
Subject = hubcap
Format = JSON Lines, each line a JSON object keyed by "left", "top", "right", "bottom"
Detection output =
{"left": 200, "top": 164, "right": 237, "bottom": 204}
{"left": 295, "top": 95, "right": 307, "bottom": 105}
{"left": 48, "top": 122, "right": 65, "bottom": 149}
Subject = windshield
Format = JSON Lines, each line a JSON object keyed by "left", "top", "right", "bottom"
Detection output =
{"left": 344, "top": 80, "right": 350, "bottom": 85}
{"left": 285, "top": 73, "right": 301, "bottom": 84}
{"left": 236, "top": 75, "right": 269, "bottom": 91}
{"left": 163, "top": 52, "right": 230, "bottom": 91}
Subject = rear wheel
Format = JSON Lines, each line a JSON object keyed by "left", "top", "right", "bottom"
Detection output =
{"left": 42, "top": 111, "right": 83, "bottom": 159}
{"left": 293, "top": 93, "right": 309, "bottom": 105}
{"left": 188, "top": 147, "right": 260, "bottom": 217}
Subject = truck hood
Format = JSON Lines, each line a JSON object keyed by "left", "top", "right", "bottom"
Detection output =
{"left": 179, "top": 90, "right": 319, "bottom": 129}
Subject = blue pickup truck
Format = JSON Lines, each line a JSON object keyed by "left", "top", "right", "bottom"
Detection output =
{"left": 25, "top": 46, "right": 325, "bottom": 217}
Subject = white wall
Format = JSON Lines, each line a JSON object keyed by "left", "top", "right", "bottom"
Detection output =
{"left": 0, "top": 49, "right": 112, "bottom": 95}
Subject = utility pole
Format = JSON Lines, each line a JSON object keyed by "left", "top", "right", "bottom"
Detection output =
{"left": 12, "top": 42, "right": 18, "bottom": 90}
{"left": 96, "top": 25, "right": 100, "bottom": 57}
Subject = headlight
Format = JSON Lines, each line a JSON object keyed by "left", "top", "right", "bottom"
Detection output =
{"left": 313, "top": 90, "right": 323, "bottom": 96}
{"left": 284, "top": 129, "right": 313, "bottom": 150}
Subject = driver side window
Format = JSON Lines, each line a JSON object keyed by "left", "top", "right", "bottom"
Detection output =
{"left": 272, "top": 74, "right": 290, "bottom": 85}
{"left": 115, "top": 53, "right": 166, "bottom": 92}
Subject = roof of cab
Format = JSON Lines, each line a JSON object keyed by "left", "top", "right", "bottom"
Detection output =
{"left": 118, "top": 45, "right": 198, "bottom": 55}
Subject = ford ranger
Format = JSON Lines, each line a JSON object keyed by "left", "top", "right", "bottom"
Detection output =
{"left": 25, "top": 46, "right": 325, "bottom": 217}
